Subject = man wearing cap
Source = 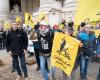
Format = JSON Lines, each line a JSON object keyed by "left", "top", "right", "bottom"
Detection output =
{"left": 37, "top": 21, "right": 54, "bottom": 80}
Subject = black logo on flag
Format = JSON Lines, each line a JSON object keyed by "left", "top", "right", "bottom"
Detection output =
{"left": 56, "top": 37, "right": 71, "bottom": 60}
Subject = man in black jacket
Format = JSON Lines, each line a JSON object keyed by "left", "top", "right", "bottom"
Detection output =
{"left": 6, "top": 21, "right": 28, "bottom": 80}
{"left": 0, "top": 29, "right": 4, "bottom": 49}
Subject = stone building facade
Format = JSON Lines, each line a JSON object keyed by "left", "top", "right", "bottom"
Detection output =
{"left": 0, "top": 0, "right": 78, "bottom": 26}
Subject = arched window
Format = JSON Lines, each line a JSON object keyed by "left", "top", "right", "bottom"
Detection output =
{"left": 10, "top": 0, "right": 21, "bottom": 11}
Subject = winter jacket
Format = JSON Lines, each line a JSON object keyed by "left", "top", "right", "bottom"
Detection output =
{"left": 6, "top": 29, "right": 28, "bottom": 55}
{"left": 0, "top": 31, "right": 3, "bottom": 40}
{"left": 88, "top": 31, "right": 96, "bottom": 54}
{"left": 37, "top": 29, "right": 54, "bottom": 54}
{"left": 96, "top": 34, "right": 100, "bottom": 54}
{"left": 77, "top": 31, "right": 91, "bottom": 57}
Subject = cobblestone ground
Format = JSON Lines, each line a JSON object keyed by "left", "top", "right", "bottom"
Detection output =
{"left": 0, "top": 50, "right": 99, "bottom": 80}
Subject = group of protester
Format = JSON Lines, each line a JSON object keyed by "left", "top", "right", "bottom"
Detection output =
{"left": 1, "top": 18, "right": 99, "bottom": 80}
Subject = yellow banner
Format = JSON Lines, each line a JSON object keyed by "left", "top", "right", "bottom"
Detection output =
{"left": 38, "top": 12, "right": 49, "bottom": 24}
{"left": 92, "top": 30, "right": 100, "bottom": 38}
{"left": 59, "top": 24, "right": 64, "bottom": 30}
{"left": 38, "top": 11, "right": 45, "bottom": 20}
{"left": 4, "top": 21, "right": 11, "bottom": 30}
{"left": 16, "top": 16, "right": 22, "bottom": 23}
{"left": 51, "top": 32, "right": 80, "bottom": 76}
{"left": 25, "top": 12, "right": 34, "bottom": 28}
{"left": 75, "top": 0, "right": 100, "bottom": 26}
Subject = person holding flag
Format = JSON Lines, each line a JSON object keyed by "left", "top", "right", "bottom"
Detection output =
{"left": 77, "top": 22, "right": 92, "bottom": 80}
{"left": 61, "top": 23, "right": 81, "bottom": 80}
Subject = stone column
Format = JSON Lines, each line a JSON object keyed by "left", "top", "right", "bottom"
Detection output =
{"left": 39, "top": 0, "right": 54, "bottom": 13}
{"left": 40, "top": 0, "right": 53, "bottom": 5}
{"left": 62, "top": 0, "right": 78, "bottom": 21}
{"left": 0, "top": 0, "right": 10, "bottom": 21}
{"left": 32, "top": 0, "right": 40, "bottom": 12}
{"left": 28, "top": 0, "right": 33, "bottom": 12}
{"left": 49, "top": 0, "right": 62, "bottom": 26}
{"left": 39, "top": 0, "right": 63, "bottom": 26}
{"left": 21, "top": 0, "right": 26, "bottom": 13}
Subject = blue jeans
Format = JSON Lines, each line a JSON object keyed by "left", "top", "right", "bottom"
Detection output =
{"left": 12, "top": 56, "right": 15, "bottom": 70}
{"left": 12, "top": 53, "right": 28, "bottom": 77}
{"left": 80, "top": 55, "right": 90, "bottom": 79}
{"left": 39, "top": 55, "right": 49, "bottom": 80}
{"left": 39, "top": 55, "right": 55, "bottom": 80}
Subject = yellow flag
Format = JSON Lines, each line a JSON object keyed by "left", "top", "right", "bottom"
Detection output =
{"left": 45, "top": 15, "right": 49, "bottom": 25}
{"left": 25, "top": 12, "right": 29, "bottom": 25}
{"left": 38, "top": 11, "right": 45, "bottom": 20}
{"left": 75, "top": 0, "right": 100, "bottom": 26}
{"left": 37, "top": 12, "right": 49, "bottom": 25}
{"left": 4, "top": 21, "right": 11, "bottom": 30}
{"left": 16, "top": 16, "right": 22, "bottom": 23}
{"left": 33, "top": 17, "right": 40, "bottom": 25}
{"left": 25, "top": 12, "right": 34, "bottom": 28}
{"left": 91, "top": 30, "right": 100, "bottom": 38}
{"left": 51, "top": 32, "right": 80, "bottom": 76}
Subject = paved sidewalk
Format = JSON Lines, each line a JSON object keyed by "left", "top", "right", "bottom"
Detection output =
{"left": 0, "top": 50, "right": 43, "bottom": 80}
{"left": 0, "top": 50, "right": 99, "bottom": 80}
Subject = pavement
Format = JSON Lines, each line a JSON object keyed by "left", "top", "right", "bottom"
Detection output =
{"left": 0, "top": 50, "right": 99, "bottom": 80}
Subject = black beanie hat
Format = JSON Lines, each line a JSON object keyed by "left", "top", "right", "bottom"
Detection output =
{"left": 80, "top": 22, "right": 86, "bottom": 27}
{"left": 68, "top": 22, "right": 74, "bottom": 27}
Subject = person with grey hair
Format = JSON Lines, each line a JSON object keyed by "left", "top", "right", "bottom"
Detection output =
{"left": 6, "top": 21, "right": 28, "bottom": 80}
{"left": 77, "top": 23, "right": 94, "bottom": 80}
{"left": 85, "top": 24, "right": 96, "bottom": 62}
